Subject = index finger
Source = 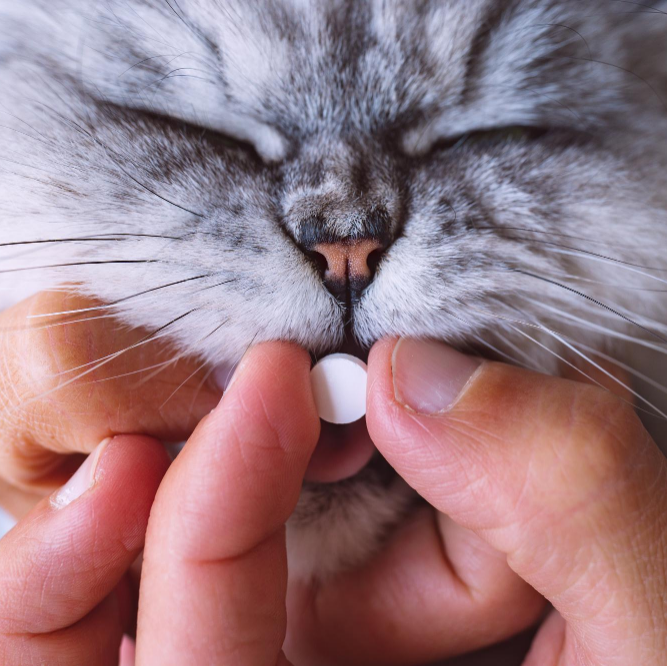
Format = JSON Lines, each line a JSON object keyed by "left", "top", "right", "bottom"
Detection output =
{"left": 136, "top": 342, "right": 320, "bottom": 666}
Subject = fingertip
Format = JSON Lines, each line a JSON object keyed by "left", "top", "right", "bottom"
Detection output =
{"left": 237, "top": 341, "right": 313, "bottom": 391}
{"left": 93, "top": 435, "right": 171, "bottom": 549}
{"left": 98, "top": 435, "right": 172, "bottom": 483}
{"left": 219, "top": 341, "right": 320, "bottom": 445}
{"left": 367, "top": 337, "right": 398, "bottom": 371}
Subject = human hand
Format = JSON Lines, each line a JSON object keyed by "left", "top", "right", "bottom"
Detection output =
{"left": 0, "top": 341, "right": 319, "bottom": 665}
{"left": 0, "top": 291, "right": 220, "bottom": 518}
{"left": 131, "top": 337, "right": 667, "bottom": 666}
{"left": 286, "top": 338, "right": 667, "bottom": 665}
{"left": 0, "top": 434, "right": 171, "bottom": 664}
{"left": 135, "top": 342, "right": 320, "bottom": 664}
{"left": 2, "top": 333, "right": 664, "bottom": 666}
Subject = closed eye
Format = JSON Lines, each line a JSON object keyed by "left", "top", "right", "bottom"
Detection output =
{"left": 105, "top": 104, "right": 265, "bottom": 162}
{"left": 430, "top": 125, "right": 550, "bottom": 153}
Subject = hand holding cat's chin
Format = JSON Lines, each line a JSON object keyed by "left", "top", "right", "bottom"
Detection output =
{"left": 286, "top": 339, "right": 667, "bottom": 666}
{"left": 0, "top": 291, "right": 221, "bottom": 517}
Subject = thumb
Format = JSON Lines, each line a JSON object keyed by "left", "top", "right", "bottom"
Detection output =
{"left": 367, "top": 338, "right": 667, "bottom": 666}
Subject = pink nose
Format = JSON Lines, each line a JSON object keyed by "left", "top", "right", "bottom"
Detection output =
{"left": 312, "top": 238, "right": 384, "bottom": 289}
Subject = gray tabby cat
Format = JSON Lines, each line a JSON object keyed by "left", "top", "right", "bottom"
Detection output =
{"left": 1, "top": 0, "right": 667, "bottom": 580}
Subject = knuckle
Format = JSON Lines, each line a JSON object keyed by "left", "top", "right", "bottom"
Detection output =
{"left": 545, "top": 384, "right": 650, "bottom": 518}
{"left": 14, "top": 312, "right": 83, "bottom": 404}
{"left": 0, "top": 293, "right": 98, "bottom": 487}
{"left": 2, "top": 292, "right": 113, "bottom": 410}
{"left": 511, "top": 383, "right": 649, "bottom": 536}
{"left": 574, "top": 384, "right": 644, "bottom": 459}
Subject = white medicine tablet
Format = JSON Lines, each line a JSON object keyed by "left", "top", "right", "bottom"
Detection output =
{"left": 310, "top": 353, "right": 368, "bottom": 424}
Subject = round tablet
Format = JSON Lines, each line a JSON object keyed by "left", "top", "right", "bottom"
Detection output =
{"left": 310, "top": 353, "right": 368, "bottom": 425}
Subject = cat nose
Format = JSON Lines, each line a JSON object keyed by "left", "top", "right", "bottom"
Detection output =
{"left": 309, "top": 238, "right": 386, "bottom": 303}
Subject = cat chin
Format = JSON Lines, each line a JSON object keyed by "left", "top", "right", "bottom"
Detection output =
{"left": 286, "top": 463, "right": 415, "bottom": 581}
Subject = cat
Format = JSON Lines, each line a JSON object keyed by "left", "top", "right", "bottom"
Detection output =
{"left": 1, "top": 0, "right": 667, "bottom": 581}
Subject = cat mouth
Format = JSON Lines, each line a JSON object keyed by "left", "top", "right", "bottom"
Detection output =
{"left": 304, "top": 417, "right": 378, "bottom": 483}
{"left": 305, "top": 337, "right": 378, "bottom": 484}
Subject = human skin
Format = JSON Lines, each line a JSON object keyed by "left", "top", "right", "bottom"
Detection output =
{"left": 0, "top": 291, "right": 221, "bottom": 517}
{"left": 0, "top": 293, "right": 666, "bottom": 665}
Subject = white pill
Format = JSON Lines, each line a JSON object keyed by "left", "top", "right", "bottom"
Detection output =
{"left": 310, "top": 353, "right": 368, "bottom": 424}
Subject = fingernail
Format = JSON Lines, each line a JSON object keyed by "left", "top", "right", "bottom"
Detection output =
{"left": 392, "top": 339, "right": 482, "bottom": 415}
{"left": 50, "top": 438, "right": 112, "bottom": 509}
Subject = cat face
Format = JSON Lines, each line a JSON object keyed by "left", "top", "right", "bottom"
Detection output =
{"left": 2, "top": 0, "right": 667, "bottom": 578}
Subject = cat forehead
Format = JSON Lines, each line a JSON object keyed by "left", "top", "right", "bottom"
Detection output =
{"left": 102, "top": 0, "right": 576, "bottom": 140}
{"left": 2, "top": 0, "right": 613, "bottom": 156}
{"left": 77, "top": 0, "right": 497, "bottom": 116}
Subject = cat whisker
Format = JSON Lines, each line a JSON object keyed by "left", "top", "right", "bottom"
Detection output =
{"left": 60, "top": 117, "right": 207, "bottom": 218}
{"left": 561, "top": 54, "right": 667, "bottom": 112}
{"left": 460, "top": 300, "right": 546, "bottom": 333}
{"left": 492, "top": 231, "right": 667, "bottom": 275}
{"left": 515, "top": 269, "right": 667, "bottom": 345}
{"left": 486, "top": 328, "right": 552, "bottom": 373}
{"left": 187, "top": 364, "right": 217, "bottom": 416}
{"left": 510, "top": 274, "right": 667, "bottom": 332}
{"left": 10, "top": 309, "right": 199, "bottom": 409}
{"left": 600, "top": 0, "right": 666, "bottom": 15}
{"left": 0, "top": 104, "right": 52, "bottom": 145}
{"left": 0, "top": 259, "right": 158, "bottom": 275}
{"left": 446, "top": 302, "right": 551, "bottom": 372}
{"left": 140, "top": 68, "right": 217, "bottom": 95}
{"left": 464, "top": 296, "right": 667, "bottom": 391}
{"left": 23, "top": 312, "right": 130, "bottom": 333}
{"left": 135, "top": 316, "right": 229, "bottom": 393}
{"left": 530, "top": 22, "right": 593, "bottom": 60}
{"left": 540, "top": 247, "right": 667, "bottom": 281}
{"left": 524, "top": 297, "right": 667, "bottom": 355}
{"left": 510, "top": 318, "right": 667, "bottom": 420}
{"left": 571, "top": 338, "right": 667, "bottom": 398}
{"left": 36, "top": 322, "right": 179, "bottom": 379}
{"left": 75, "top": 356, "right": 185, "bottom": 384}
{"left": 19, "top": 278, "right": 235, "bottom": 345}
{"left": 5, "top": 102, "right": 206, "bottom": 221}
{"left": 483, "top": 83, "right": 584, "bottom": 123}
{"left": 26, "top": 273, "right": 237, "bottom": 374}
{"left": 507, "top": 322, "right": 664, "bottom": 422}
{"left": 469, "top": 332, "right": 535, "bottom": 371}
{"left": 97, "top": 149, "right": 206, "bottom": 218}
{"left": 158, "top": 357, "right": 212, "bottom": 410}
{"left": 458, "top": 300, "right": 649, "bottom": 409}
{"left": 567, "top": 298, "right": 667, "bottom": 334}
{"left": 184, "top": 277, "right": 239, "bottom": 297}
{"left": 508, "top": 322, "right": 610, "bottom": 389}
{"left": 535, "top": 272, "right": 667, "bottom": 293}
{"left": 25, "top": 274, "right": 212, "bottom": 319}
{"left": 474, "top": 225, "right": 654, "bottom": 253}
{"left": 0, "top": 233, "right": 185, "bottom": 252}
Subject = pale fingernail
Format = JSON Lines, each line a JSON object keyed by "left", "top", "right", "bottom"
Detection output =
{"left": 392, "top": 339, "right": 482, "bottom": 415}
{"left": 50, "top": 438, "right": 112, "bottom": 509}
